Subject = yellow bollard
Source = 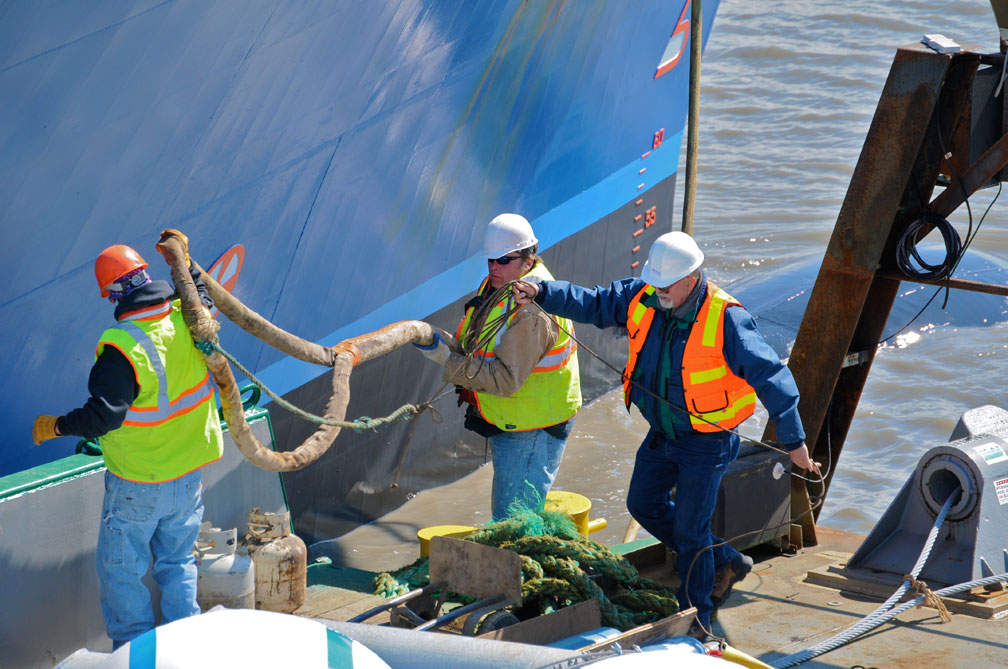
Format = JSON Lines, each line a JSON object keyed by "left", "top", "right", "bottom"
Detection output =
{"left": 545, "top": 490, "right": 599, "bottom": 536}
{"left": 416, "top": 525, "right": 477, "bottom": 557}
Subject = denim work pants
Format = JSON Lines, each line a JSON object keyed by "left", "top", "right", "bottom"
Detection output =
{"left": 625, "top": 428, "right": 741, "bottom": 628}
{"left": 489, "top": 428, "right": 567, "bottom": 521}
{"left": 96, "top": 468, "right": 204, "bottom": 646}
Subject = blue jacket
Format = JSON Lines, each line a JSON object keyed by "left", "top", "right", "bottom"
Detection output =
{"left": 535, "top": 275, "right": 805, "bottom": 450}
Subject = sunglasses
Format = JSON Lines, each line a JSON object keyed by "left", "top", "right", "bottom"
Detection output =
{"left": 488, "top": 254, "right": 522, "bottom": 266}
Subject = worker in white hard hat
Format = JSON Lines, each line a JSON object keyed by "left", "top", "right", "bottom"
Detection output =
{"left": 415, "top": 213, "right": 582, "bottom": 521}
{"left": 513, "top": 230, "right": 819, "bottom": 640}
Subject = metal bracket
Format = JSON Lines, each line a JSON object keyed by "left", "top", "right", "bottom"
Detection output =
{"left": 413, "top": 593, "right": 509, "bottom": 632}
{"left": 346, "top": 581, "right": 447, "bottom": 623}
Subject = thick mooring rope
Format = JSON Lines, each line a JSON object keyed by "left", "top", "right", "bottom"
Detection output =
{"left": 373, "top": 508, "right": 679, "bottom": 631}
{"left": 158, "top": 233, "right": 443, "bottom": 472}
{"left": 199, "top": 339, "right": 432, "bottom": 432}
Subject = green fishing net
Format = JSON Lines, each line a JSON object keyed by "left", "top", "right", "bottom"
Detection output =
{"left": 373, "top": 503, "right": 678, "bottom": 631}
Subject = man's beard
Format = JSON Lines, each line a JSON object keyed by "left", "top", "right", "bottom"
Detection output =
{"left": 656, "top": 293, "right": 677, "bottom": 309}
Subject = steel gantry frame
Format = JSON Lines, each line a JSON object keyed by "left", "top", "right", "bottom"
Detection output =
{"left": 774, "top": 39, "right": 1008, "bottom": 546}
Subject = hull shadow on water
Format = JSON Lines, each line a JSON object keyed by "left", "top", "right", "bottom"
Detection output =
{"left": 728, "top": 246, "right": 1008, "bottom": 359}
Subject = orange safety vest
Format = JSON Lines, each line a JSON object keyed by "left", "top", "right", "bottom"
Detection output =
{"left": 623, "top": 281, "right": 756, "bottom": 432}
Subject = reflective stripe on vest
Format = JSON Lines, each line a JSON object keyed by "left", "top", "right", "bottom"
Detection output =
{"left": 681, "top": 283, "right": 756, "bottom": 431}
{"left": 532, "top": 338, "right": 577, "bottom": 372}
{"left": 455, "top": 277, "right": 491, "bottom": 342}
{"left": 622, "top": 285, "right": 656, "bottom": 406}
{"left": 623, "top": 281, "right": 756, "bottom": 432}
{"left": 457, "top": 262, "right": 581, "bottom": 431}
{"left": 97, "top": 301, "right": 223, "bottom": 482}
{"left": 469, "top": 338, "right": 577, "bottom": 374}
{"left": 463, "top": 300, "right": 578, "bottom": 374}
{"left": 116, "top": 320, "right": 215, "bottom": 426}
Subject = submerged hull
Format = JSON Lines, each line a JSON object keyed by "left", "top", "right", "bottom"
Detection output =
{"left": 0, "top": 1, "right": 719, "bottom": 543}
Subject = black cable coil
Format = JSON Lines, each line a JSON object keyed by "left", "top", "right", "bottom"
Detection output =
{"left": 894, "top": 212, "right": 962, "bottom": 281}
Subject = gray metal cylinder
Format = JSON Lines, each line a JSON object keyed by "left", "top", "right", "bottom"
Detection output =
{"left": 918, "top": 446, "right": 980, "bottom": 521}
{"left": 849, "top": 406, "right": 1008, "bottom": 586}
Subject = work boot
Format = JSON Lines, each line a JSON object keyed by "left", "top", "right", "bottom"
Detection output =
{"left": 710, "top": 552, "right": 753, "bottom": 615}
{"left": 687, "top": 620, "right": 716, "bottom": 644}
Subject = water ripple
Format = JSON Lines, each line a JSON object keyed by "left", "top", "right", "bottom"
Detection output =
{"left": 681, "top": 0, "right": 1008, "bottom": 533}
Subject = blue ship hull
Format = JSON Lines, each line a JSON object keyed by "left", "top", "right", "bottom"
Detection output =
{"left": 0, "top": 1, "right": 719, "bottom": 541}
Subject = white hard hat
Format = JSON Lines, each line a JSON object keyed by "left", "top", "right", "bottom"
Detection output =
{"left": 481, "top": 213, "right": 538, "bottom": 258}
{"left": 640, "top": 231, "right": 704, "bottom": 288}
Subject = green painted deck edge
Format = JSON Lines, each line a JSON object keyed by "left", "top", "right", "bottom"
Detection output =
{"left": 0, "top": 406, "right": 270, "bottom": 502}
{"left": 609, "top": 536, "right": 662, "bottom": 555}
{"left": 0, "top": 453, "right": 105, "bottom": 499}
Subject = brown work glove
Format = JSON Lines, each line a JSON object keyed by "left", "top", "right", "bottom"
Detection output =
{"left": 33, "top": 415, "right": 61, "bottom": 445}
{"left": 159, "top": 228, "right": 191, "bottom": 267}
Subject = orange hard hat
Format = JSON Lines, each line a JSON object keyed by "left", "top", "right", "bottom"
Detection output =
{"left": 95, "top": 245, "right": 148, "bottom": 298}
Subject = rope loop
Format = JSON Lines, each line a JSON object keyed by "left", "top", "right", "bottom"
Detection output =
{"left": 905, "top": 574, "right": 952, "bottom": 623}
{"left": 418, "top": 402, "right": 444, "bottom": 424}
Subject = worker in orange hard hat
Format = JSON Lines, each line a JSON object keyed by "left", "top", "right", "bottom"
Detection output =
{"left": 94, "top": 244, "right": 150, "bottom": 299}
{"left": 32, "top": 231, "right": 223, "bottom": 649}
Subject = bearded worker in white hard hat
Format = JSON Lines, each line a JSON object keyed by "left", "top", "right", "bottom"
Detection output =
{"left": 513, "top": 230, "right": 819, "bottom": 640}
{"left": 415, "top": 214, "right": 582, "bottom": 521}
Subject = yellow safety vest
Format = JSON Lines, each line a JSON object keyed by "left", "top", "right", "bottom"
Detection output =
{"left": 456, "top": 262, "right": 581, "bottom": 431}
{"left": 96, "top": 299, "right": 223, "bottom": 482}
{"left": 624, "top": 281, "right": 756, "bottom": 432}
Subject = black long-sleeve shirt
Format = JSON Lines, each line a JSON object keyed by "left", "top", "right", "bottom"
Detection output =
{"left": 58, "top": 268, "right": 212, "bottom": 439}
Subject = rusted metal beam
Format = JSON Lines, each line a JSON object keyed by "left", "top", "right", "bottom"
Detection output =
{"left": 891, "top": 59, "right": 962, "bottom": 222}
{"left": 818, "top": 275, "right": 900, "bottom": 504}
{"left": 811, "top": 55, "right": 984, "bottom": 522}
{"left": 879, "top": 55, "right": 979, "bottom": 275}
{"left": 942, "top": 56, "right": 978, "bottom": 183}
{"left": 787, "top": 45, "right": 952, "bottom": 441}
{"left": 930, "top": 127, "right": 1008, "bottom": 217}
{"left": 777, "top": 45, "right": 954, "bottom": 544}
{"left": 877, "top": 272, "right": 1008, "bottom": 296}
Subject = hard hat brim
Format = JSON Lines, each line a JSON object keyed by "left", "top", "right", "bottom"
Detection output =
{"left": 640, "top": 256, "right": 702, "bottom": 288}
{"left": 481, "top": 237, "right": 538, "bottom": 259}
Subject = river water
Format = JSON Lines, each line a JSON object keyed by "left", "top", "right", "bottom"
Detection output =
{"left": 325, "top": 0, "right": 1008, "bottom": 571}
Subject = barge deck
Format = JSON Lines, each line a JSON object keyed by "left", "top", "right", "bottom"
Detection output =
{"left": 294, "top": 467, "right": 1008, "bottom": 667}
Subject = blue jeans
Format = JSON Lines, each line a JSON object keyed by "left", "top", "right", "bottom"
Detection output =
{"left": 489, "top": 428, "right": 567, "bottom": 521}
{"left": 96, "top": 469, "right": 204, "bottom": 646}
{"left": 626, "top": 429, "right": 741, "bottom": 628}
